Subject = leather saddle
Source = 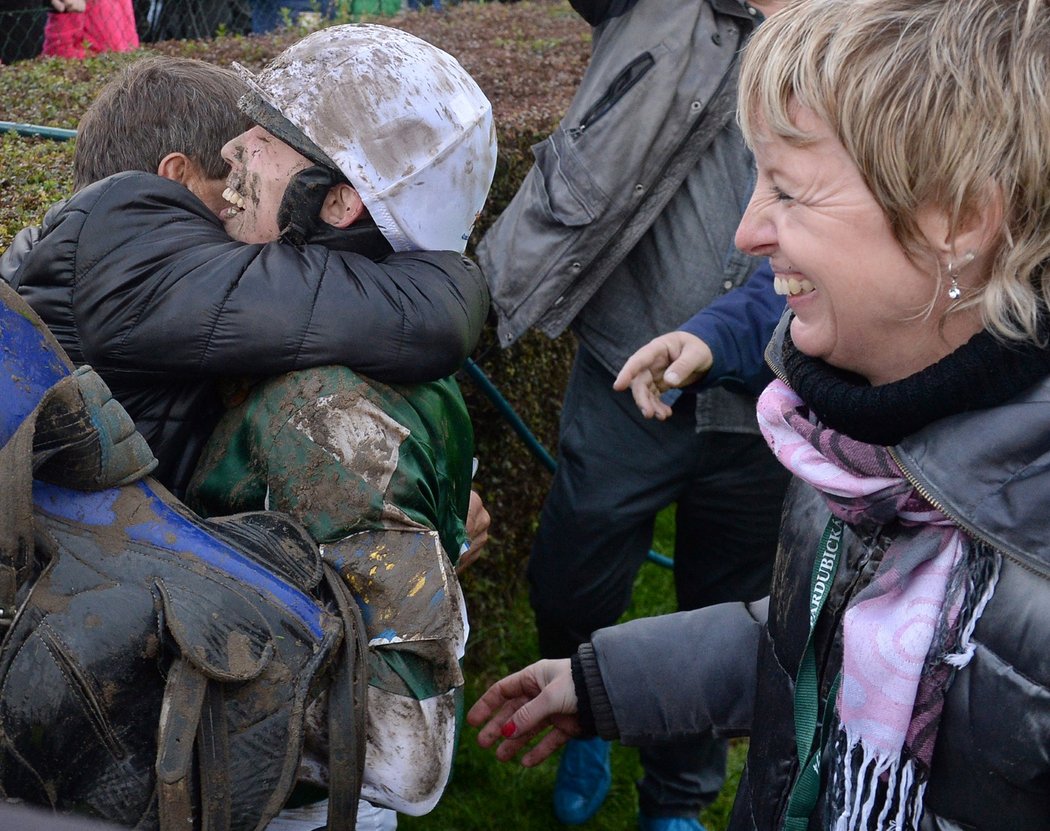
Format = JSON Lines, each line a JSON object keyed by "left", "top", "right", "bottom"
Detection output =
{"left": 0, "top": 281, "right": 366, "bottom": 830}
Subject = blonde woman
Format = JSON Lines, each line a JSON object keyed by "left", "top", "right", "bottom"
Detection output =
{"left": 469, "top": 1, "right": 1050, "bottom": 828}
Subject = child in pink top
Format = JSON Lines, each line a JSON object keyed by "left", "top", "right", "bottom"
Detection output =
{"left": 43, "top": 0, "right": 138, "bottom": 59}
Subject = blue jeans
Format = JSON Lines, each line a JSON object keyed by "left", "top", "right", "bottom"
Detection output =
{"left": 528, "top": 345, "right": 789, "bottom": 815}
{"left": 249, "top": 0, "right": 334, "bottom": 33}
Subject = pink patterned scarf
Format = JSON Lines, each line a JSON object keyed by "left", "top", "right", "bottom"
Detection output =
{"left": 757, "top": 379, "right": 999, "bottom": 830}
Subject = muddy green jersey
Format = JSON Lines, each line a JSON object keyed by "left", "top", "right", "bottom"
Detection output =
{"left": 187, "top": 366, "right": 474, "bottom": 814}
{"left": 189, "top": 366, "right": 473, "bottom": 558}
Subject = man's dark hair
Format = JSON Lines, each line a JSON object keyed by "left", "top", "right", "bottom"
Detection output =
{"left": 73, "top": 56, "right": 253, "bottom": 191}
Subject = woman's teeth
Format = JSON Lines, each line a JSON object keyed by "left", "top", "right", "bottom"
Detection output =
{"left": 774, "top": 276, "right": 815, "bottom": 297}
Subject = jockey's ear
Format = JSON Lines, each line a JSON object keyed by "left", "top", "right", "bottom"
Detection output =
{"left": 319, "top": 183, "right": 366, "bottom": 229}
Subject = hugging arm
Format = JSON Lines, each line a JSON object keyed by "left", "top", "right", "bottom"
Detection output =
{"left": 32, "top": 173, "right": 487, "bottom": 384}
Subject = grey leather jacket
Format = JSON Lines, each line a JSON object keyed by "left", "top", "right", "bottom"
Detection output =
{"left": 478, "top": 0, "right": 763, "bottom": 347}
{"left": 577, "top": 321, "right": 1050, "bottom": 830}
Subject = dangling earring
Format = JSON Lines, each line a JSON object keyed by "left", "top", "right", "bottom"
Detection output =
{"left": 947, "top": 251, "right": 975, "bottom": 301}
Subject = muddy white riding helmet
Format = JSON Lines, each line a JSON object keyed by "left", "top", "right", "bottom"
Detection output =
{"left": 234, "top": 23, "right": 496, "bottom": 253}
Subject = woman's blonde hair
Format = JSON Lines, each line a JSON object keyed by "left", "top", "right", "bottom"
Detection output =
{"left": 739, "top": 0, "right": 1050, "bottom": 343}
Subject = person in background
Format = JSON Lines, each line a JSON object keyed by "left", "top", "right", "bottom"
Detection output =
{"left": 0, "top": 0, "right": 81, "bottom": 62}
{"left": 42, "top": 0, "right": 138, "bottom": 59}
{"left": 476, "top": 1, "right": 788, "bottom": 827}
{"left": 468, "top": 1, "right": 1050, "bottom": 829}
{"left": 246, "top": 0, "right": 334, "bottom": 33}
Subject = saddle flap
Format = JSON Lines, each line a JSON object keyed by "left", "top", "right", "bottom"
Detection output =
{"left": 154, "top": 576, "right": 274, "bottom": 683}
{"left": 204, "top": 511, "right": 324, "bottom": 593}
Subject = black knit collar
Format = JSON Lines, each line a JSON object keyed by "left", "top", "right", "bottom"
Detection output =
{"left": 780, "top": 321, "right": 1050, "bottom": 446}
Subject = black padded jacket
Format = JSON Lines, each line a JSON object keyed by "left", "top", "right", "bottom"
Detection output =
{"left": 575, "top": 322, "right": 1050, "bottom": 830}
{"left": 5, "top": 171, "right": 489, "bottom": 497}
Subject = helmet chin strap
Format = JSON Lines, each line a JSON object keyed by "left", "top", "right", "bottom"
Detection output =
{"left": 276, "top": 164, "right": 346, "bottom": 247}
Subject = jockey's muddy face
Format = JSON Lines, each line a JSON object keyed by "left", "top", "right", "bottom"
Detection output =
{"left": 219, "top": 125, "right": 313, "bottom": 243}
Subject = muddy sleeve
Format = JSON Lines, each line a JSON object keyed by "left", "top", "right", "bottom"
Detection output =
{"left": 261, "top": 394, "right": 467, "bottom": 814}
{"left": 321, "top": 529, "right": 467, "bottom": 815}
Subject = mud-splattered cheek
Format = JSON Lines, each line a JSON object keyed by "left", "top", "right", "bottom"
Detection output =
{"left": 242, "top": 170, "right": 264, "bottom": 208}
{"left": 229, "top": 171, "right": 269, "bottom": 241}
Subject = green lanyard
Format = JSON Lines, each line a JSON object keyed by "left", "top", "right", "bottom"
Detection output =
{"left": 783, "top": 514, "right": 845, "bottom": 831}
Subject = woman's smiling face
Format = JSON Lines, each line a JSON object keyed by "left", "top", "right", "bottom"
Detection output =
{"left": 735, "top": 106, "right": 984, "bottom": 386}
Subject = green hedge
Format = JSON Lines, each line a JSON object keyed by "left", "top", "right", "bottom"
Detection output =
{"left": 0, "top": 0, "right": 589, "bottom": 665}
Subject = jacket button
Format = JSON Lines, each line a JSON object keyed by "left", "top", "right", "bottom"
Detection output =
{"left": 570, "top": 262, "right": 582, "bottom": 271}
{"left": 691, "top": 101, "right": 702, "bottom": 112}
{"left": 723, "top": 280, "right": 734, "bottom": 290}
{"left": 711, "top": 32, "right": 721, "bottom": 45}
{"left": 634, "top": 184, "right": 645, "bottom": 195}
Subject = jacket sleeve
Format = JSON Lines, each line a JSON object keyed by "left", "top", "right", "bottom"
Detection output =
{"left": 577, "top": 599, "right": 767, "bottom": 745}
{"left": 2, "top": 199, "right": 67, "bottom": 289}
{"left": 679, "top": 261, "right": 783, "bottom": 396}
{"left": 60, "top": 173, "right": 488, "bottom": 383}
{"left": 568, "top": 0, "right": 638, "bottom": 26}
{"left": 0, "top": 224, "right": 40, "bottom": 288}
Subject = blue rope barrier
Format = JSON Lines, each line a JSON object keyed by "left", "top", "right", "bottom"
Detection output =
{"left": 462, "top": 358, "right": 674, "bottom": 570}
{"left": 0, "top": 122, "right": 77, "bottom": 141}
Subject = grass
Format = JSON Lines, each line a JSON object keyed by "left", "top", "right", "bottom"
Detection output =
{"left": 404, "top": 507, "right": 746, "bottom": 831}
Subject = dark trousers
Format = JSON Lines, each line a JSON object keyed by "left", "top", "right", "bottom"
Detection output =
{"left": 528, "top": 344, "right": 789, "bottom": 816}
{"left": 0, "top": 2, "right": 46, "bottom": 63}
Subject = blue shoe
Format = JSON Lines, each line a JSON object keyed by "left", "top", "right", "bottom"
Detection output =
{"left": 638, "top": 814, "right": 707, "bottom": 831}
{"left": 553, "top": 737, "right": 612, "bottom": 825}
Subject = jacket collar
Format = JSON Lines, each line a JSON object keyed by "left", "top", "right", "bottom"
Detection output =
{"left": 711, "top": 0, "right": 765, "bottom": 26}
{"left": 766, "top": 313, "right": 1050, "bottom": 569}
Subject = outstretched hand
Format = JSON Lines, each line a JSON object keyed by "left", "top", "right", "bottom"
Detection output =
{"left": 466, "top": 659, "right": 583, "bottom": 766}
{"left": 613, "top": 331, "right": 713, "bottom": 420}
